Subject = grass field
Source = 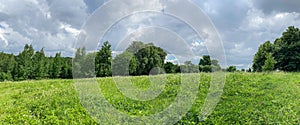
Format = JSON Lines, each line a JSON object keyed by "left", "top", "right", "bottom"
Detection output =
{"left": 0, "top": 73, "right": 299, "bottom": 124}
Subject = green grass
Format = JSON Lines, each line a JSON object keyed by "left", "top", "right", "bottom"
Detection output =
{"left": 0, "top": 73, "right": 299, "bottom": 124}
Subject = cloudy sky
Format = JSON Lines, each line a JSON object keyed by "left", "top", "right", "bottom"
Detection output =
{"left": 0, "top": 0, "right": 300, "bottom": 69}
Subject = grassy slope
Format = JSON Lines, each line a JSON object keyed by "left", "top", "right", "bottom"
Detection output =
{"left": 0, "top": 73, "right": 299, "bottom": 124}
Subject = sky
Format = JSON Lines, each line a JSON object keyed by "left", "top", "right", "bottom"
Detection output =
{"left": 0, "top": 0, "right": 300, "bottom": 69}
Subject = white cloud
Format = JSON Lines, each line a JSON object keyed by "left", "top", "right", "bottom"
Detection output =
{"left": 60, "top": 23, "right": 81, "bottom": 37}
{"left": 0, "top": 33, "right": 8, "bottom": 48}
{"left": 0, "top": 0, "right": 88, "bottom": 56}
{"left": 198, "top": 0, "right": 300, "bottom": 68}
{"left": 0, "top": 0, "right": 300, "bottom": 68}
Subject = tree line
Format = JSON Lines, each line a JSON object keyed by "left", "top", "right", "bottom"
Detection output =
{"left": 2, "top": 26, "right": 298, "bottom": 81}
{"left": 1, "top": 41, "right": 228, "bottom": 81}
{"left": 0, "top": 44, "right": 73, "bottom": 81}
{"left": 252, "top": 26, "right": 300, "bottom": 72}
{"left": 73, "top": 41, "right": 225, "bottom": 78}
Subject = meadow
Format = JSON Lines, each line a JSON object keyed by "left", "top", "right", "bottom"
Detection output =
{"left": 0, "top": 73, "right": 299, "bottom": 124}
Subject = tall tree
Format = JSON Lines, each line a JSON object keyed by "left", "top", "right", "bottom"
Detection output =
{"left": 112, "top": 51, "right": 136, "bottom": 76}
{"left": 95, "top": 41, "right": 112, "bottom": 77}
{"left": 115, "top": 41, "right": 167, "bottom": 75}
{"left": 262, "top": 53, "right": 275, "bottom": 72}
{"left": 273, "top": 26, "right": 300, "bottom": 72}
{"left": 0, "top": 52, "right": 15, "bottom": 81}
{"left": 73, "top": 47, "right": 95, "bottom": 78}
{"left": 211, "top": 59, "right": 221, "bottom": 71}
{"left": 252, "top": 41, "right": 274, "bottom": 72}
{"left": 32, "top": 48, "right": 47, "bottom": 79}
{"left": 164, "top": 62, "right": 179, "bottom": 73}
{"left": 15, "top": 44, "right": 34, "bottom": 80}
{"left": 60, "top": 57, "right": 73, "bottom": 79}
{"left": 134, "top": 44, "right": 167, "bottom": 75}
{"left": 227, "top": 66, "right": 237, "bottom": 72}
{"left": 199, "top": 55, "right": 212, "bottom": 72}
{"left": 126, "top": 41, "right": 146, "bottom": 54}
{"left": 50, "top": 52, "right": 62, "bottom": 78}
{"left": 199, "top": 55, "right": 212, "bottom": 66}
{"left": 129, "top": 56, "right": 137, "bottom": 75}
{"left": 181, "top": 61, "right": 199, "bottom": 73}
{"left": 73, "top": 47, "right": 86, "bottom": 78}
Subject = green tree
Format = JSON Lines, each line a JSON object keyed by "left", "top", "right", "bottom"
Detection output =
{"left": 227, "top": 66, "right": 237, "bottom": 72}
{"left": 164, "top": 62, "right": 179, "bottom": 73}
{"left": 112, "top": 51, "right": 136, "bottom": 76}
{"left": 262, "top": 53, "right": 275, "bottom": 72}
{"left": 0, "top": 52, "right": 15, "bottom": 81}
{"left": 115, "top": 41, "right": 167, "bottom": 75}
{"left": 73, "top": 47, "right": 87, "bottom": 78}
{"left": 49, "top": 52, "right": 62, "bottom": 78}
{"left": 83, "top": 52, "right": 97, "bottom": 78}
{"left": 181, "top": 61, "right": 199, "bottom": 73}
{"left": 126, "top": 41, "right": 146, "bottom": 54}
{"left": 129, "top": 56, "right": 137, "bottom": 75}
{"left": 15, "top": 44, "right": 34, "bottom": 80}
{"left": 73, "top": 47, "right": 95, "bottom": 78}
{"left": 134, "top": 44, "right": 167, "bottom": 75}
{"left": 32, "top": 48, "right": 47, "bottom": 79}
{"left": 247, "top": 68, "right": 252, "bottom": 72}
{"left": 95, "top": 41, "right": 112, "bottom": 77}
{"left": 60, "top": 57, "right": 73, "bottom": 79}
{"left": 199, "top": 55, "right": 212, "bottom": 66}
{"left": 211, "top": 59, "right": 221, "bottom": 71}
{"left": 273, "top": 26, "right": 300, "bottom": 72}
{"left": 252, "top": 41, "right": 274, "bottom": 72}
{"left": 199, "top": 55, "right": 212, "bottom": 72}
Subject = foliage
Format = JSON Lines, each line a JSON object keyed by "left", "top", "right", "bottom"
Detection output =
{"left": 199, "top": 65, "right": 212, "bottom": 72}
{"left": 181, "top": 61, "right": 199, "bottom": 73}
{"left": 253, "top": 26, "right": 300, "bottom": 72}
{"left": 60, "top": 57, "right": 73, "bottom": 79}
{"left": 134, "top": 44, "right": 167, "bottom": 75}
{"left": 14, "top": 44, "right": 35, "bottom": 80}
{"left": 95, "top": 41, "right": 112, "bottom": 77}
{"left": 0, "top": 52, "right": 14, "bottom": 81}
{"left": 0, "top": 44, "right": 74, "bottom": 81}
{"left": 164, "top": 62, "right": 180, "bottom": 73}
{"left": 50, "top": 52, "right": 62, "bottom": 79}
{"left": 126, "top": 41, "right": 146, "bottom": 54}
{"left": 262, "top": 53, "right": 275, "bottom": 72}
{"left": 252, "top": 41, "right": 274, "bottom": 72}
{"left": 226, "top": 66, "right": 237, "bottom": 72}
{"left": 198, "top": 55, "right": 221, "bottom": 72}
{"left": 211, "top": 59, "right": 222, "bottom": 71}
{"left": 112, "top": 51, "right": 136, "bottom": 76}
{"left": 73, "top": 47, "right": 96, "bottom": 78}
{"left": 273, "top": 26, "right": 300, "bottom": 72}
{"left": 114, "top": 41, "right": 167, "bottom": 76}
{"left": 32, "top": 48, "right": 47, "bottom": 79}
{"left": 199, "top": 55, "right": 212, "bottom": 66}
